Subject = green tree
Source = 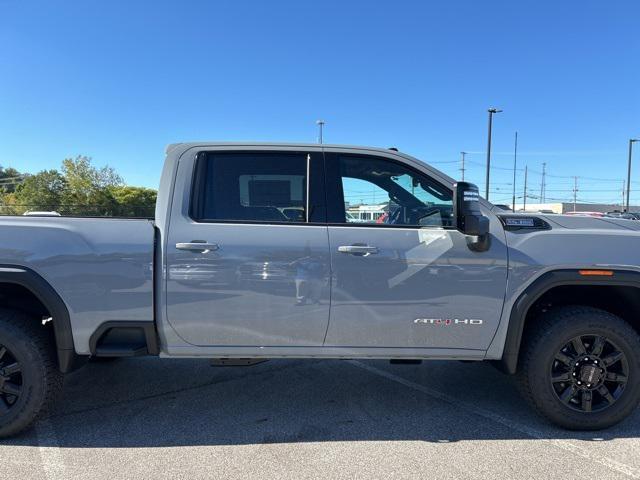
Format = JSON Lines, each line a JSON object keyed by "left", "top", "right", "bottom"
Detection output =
{"left": 0, "top": 156, "right": 157, "bottom": 218}
{"left": 60, "top": 156, "right": 122, "bottom": 215}
{"left": 13, "top": 170, "right": 67, "bottom": 214}
{"left": 109, "top": 185, "right": 157, "bottom": 217}
{"left": 0, "top": 191, "right": 20, "bottom": 215}
{"left": 0, "top": 166, "right": 24, "bottom": 194}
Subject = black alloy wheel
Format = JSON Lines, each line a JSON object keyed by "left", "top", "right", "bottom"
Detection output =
{"left": 0, "top": 344, "right": 23, "bottom": 416}
{"left": 518, "top": 305, "right": 640, "bottom": 430}
{"left": 550, "top": 334, "right": 628, "bottom": 413}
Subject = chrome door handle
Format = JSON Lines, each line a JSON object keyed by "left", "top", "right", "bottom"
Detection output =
{"left": 176, "top": 241, "right": 219, "bottom": 252}
{"left": 337, "top": 245, "right": 379, "bottom": 255}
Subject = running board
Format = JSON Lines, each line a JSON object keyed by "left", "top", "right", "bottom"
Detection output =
{"left": 389, "top": 359, "right": 423, "bottom": 365}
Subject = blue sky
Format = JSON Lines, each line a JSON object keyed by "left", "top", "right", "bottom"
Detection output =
{"left": 1, "top": 0, "right": 638, "bottom": 205}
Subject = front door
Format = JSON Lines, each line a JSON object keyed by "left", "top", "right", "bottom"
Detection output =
{"left": 323, "top": 152, "right": 508, "bottom": 351}
{"left": 165, "top": 149, "right": 330, "bottom": 347}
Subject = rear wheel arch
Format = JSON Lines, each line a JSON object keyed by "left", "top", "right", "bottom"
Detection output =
{"left": 0, "top": 265, "right": 84, "bottom": 373}
{"left": 500, "top": 269, "right": 640, "bottom": 374}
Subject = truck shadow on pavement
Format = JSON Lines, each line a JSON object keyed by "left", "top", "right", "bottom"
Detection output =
{"left": 3, "top": 357, "right": 640, "bottom": 448}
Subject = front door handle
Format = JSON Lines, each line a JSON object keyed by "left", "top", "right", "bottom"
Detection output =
{"left": 176, "top": 241, "right": 219, "bottom": 253}
{"left": 337, "top": 245, "right": 379, "bottom": 255}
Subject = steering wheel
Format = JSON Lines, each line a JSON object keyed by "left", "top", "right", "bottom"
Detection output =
{"left": 388, "top": 205, "right": 442, "bottom": 225}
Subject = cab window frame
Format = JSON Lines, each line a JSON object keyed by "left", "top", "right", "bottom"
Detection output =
{"left": 323, "top": 152, "right": 455, "bottom": 229}
{"left": 189, "top": 150, "right": 327, "bottom": 225}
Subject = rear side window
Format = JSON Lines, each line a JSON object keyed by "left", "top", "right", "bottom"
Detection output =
{"left": 190, "top": 152, "right": 309, "bottom": 223}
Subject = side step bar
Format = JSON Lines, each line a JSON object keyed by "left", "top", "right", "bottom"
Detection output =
{"left": 210, "top": 358, "right": 268, "bottom": 367}
{"left": 389, "top": 359, "right": 423, "bottom": 365}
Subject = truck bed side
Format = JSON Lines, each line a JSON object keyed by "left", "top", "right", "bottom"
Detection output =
{"left": 0, "top": 216, "right": 155, "bottom": 354}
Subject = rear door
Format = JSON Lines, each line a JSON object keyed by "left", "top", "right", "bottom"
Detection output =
{"left": 323, "top": 152, "right": 508, "bottom": 351}
{"left": 165, "top": 148, "right": 330, "bottom": 347}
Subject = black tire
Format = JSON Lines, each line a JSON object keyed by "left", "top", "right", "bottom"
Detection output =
{"left": 518, "top": 305, "right": 640, "bottom": 430}
{"left": 0, "top": 308, "right": 63, "bottom": 437}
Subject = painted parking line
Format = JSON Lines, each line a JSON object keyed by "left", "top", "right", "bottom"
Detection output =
{"left": 35, "top": 419, "right": 67, "bottom": 480}
{"left": 349, "top": 360, "right": 640, "bottom": 480}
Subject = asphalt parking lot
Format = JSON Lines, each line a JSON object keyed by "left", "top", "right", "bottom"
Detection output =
{"left": 2, "top": 357, "right": 640, "bottom": 480}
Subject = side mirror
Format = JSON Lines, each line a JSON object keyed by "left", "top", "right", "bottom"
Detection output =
{"left": 453, "top": 182, "right": 490, "bottom": 250}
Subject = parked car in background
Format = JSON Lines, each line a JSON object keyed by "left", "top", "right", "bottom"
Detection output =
{"left": 606, "top": 211, "right": 638, "bottom": 220}
{"left": 22, "top": 211, "right": 61, "bottom": 217}
{"left": 565, "top": 211, "right": 605, "bottom": 217}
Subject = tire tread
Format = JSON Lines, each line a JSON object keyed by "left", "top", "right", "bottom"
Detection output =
{"left": 0, "top": 308, "right": 63, "bottom": 437}
{"left": 518, "top": 305, "right": 640, "bottom": 430}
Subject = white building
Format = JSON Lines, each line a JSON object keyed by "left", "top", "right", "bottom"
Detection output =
{"left": 510, "top": 202, "right": 640, "bottom": 214}
{"left": 346, "top": 204, "right": 388, "bottom": 222}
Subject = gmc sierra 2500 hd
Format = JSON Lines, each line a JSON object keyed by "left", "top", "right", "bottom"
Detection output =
{"left": 1, "top": 142, "right": 639, "bottom": 436}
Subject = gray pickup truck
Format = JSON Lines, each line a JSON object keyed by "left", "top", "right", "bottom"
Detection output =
{"left": 1, "top": 142, "right": 639, "bottom": 436}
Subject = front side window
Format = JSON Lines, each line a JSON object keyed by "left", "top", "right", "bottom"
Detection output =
{"left": 338, "top": 156, "right": 453, "bottom": 227}
{"left": 191, "top": 152, "right": 308, "bottom": 223}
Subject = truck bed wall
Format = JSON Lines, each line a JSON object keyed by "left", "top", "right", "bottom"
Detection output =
{"left": 0, "top": 216, "right": 155, "bottom": 354}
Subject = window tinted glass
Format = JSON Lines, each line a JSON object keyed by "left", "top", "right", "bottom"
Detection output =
{"left": 192, "top": 153, "right": 307, "bottom": 223}
{"left": 338, "top": 156, "right": 453, "bottom": 227}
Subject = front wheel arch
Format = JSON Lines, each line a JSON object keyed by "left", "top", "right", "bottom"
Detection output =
{"left": 500, "top": 269, "right": 640, "bottom": 375}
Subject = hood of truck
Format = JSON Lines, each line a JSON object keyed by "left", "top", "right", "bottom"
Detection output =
{"left": 540, "top": 214, "right": 640, "bottom": 231}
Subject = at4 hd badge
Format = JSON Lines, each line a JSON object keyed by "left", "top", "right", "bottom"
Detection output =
{"left": 414, "top": 318, "right": 484, "bottom": 326}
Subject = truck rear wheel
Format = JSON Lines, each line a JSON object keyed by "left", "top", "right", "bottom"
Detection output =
{"left": 0, "top": 309, "right": 63, "bottom": 437}
{"left": 519, "top": 306, "right": 640, "bottom": 430}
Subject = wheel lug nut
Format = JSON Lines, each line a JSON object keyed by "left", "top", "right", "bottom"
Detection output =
{"left": 584, "top": 357, "right": 589, "bottom": 361}
{"left": 577, "top": 381, "right": 582, "bottom": 385}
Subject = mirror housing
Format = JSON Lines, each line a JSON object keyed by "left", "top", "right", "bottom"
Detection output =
{"left": 453, "top": 182, "right": 490, "bottom": 250}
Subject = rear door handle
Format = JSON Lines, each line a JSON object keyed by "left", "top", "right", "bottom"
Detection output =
{"left": 337, "top": 245, "right": 379, "bottom": 255}
{"left": 176, "top": 241, "right": 219, "bottom": 252}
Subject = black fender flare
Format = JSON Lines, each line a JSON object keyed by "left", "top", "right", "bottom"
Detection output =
{"left": 0, "top": 265, "right": 85, "bottom": 373}
{"left": 500, "top": 269, "right": 640, "bottom": 374}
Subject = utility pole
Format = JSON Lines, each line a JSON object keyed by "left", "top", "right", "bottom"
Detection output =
{"left": 485, "top": 108, "right": 503, "bottom": 200}
{"left": 316, "top": 120, "right": 325, "bottom": 144}
{"left": 622, "top": 180, "right": 626, "bottom": 208}
{"left": 523, "top": 165, "right": 528, "bottom": 212}
{"left": 626, "top": 139, "right": 638, "bottom": 212}
{"left": 573, "top": 176, "right": 578, "bottom": 212}
{"left": 540, "top": 162, "right": 547, "bottom": 203}
{"left": 512, "top": 132, "right": 518, "bottom": 211}
{"left": 460, "top": 151, "right": 467, "bottom": 181}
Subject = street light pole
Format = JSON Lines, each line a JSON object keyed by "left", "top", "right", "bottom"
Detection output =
{"left": 485, "top": 108, "right": 502, "bottom": 200}
{"left": 512, "top": 131, "right": 518, "bottom": 211}
{"left": 316, "top": 120, "right": 325, "bottom": 144}
{"left": 523, "top": 165, "right": 528, "bottom": 212}
{"left": 460, "top": 151, "right": 467, "bottom": 181}
{"left": 626, "top": 139, "right": 638, "bottom": 212}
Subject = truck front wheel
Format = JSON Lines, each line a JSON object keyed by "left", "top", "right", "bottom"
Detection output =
{"left": 519, "top": 306, "right": 640, "bottom": 430}
{"left": 0, "top": 309, "right": 63, "bottom": 437}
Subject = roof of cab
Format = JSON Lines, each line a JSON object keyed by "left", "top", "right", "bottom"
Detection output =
{"left": 165, "top": 141, "right": 405, "bottom": 156}
{"left": 162, "top": 141, "right": 458, "bottom": 192}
